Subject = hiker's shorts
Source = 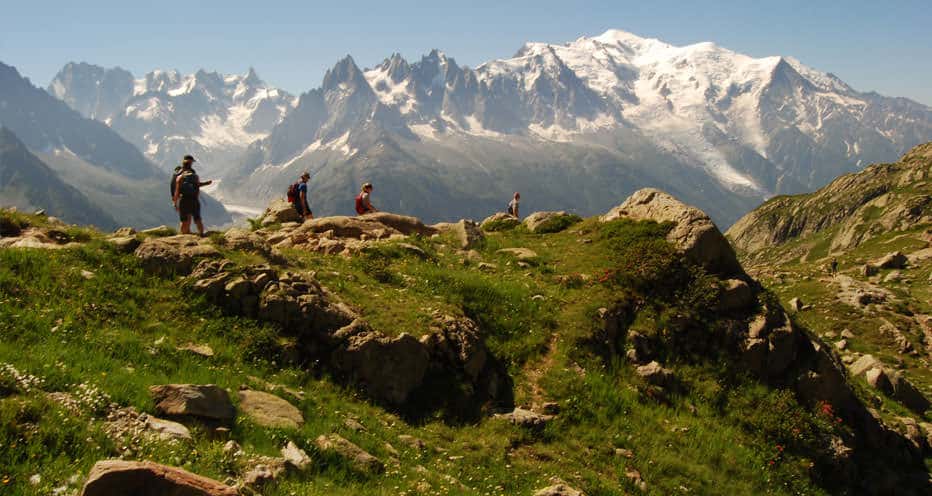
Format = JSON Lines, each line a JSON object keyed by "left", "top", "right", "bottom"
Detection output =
{"left": 178, "top": 197, "right": 201, "bottom": 223}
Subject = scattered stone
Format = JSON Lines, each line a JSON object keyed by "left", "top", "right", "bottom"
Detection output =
{"left": 149, "top": 384, "right": 236, "bottom": 422}
{"left": 635, "top": 361, "right": 674, "bottom": 387}
{"left": 788, "top": 297, "right": 804, "bottom": 312}
{"left": 79, "top": 460, "right": 237, "bottom": 496}
{"left": 883, "top": 270, "right": 902, "bottom": 283}
{"left": 533, "top": 480, "right": 586, "bottom": 496}
{"left": 281, "top": 441, "right": 312, "bottom": 471}
{"left": 841, "top": 329, "right": 855, "bottom": 339}
{"left": 477, "top": 262, "right": 498, "bottom": 272}
{"left": 848, "top": 355, "right": 883, "bottom": 377}
{"left": 223, "top": 440, "right": 242, "bottom": 457}
{"left": 315, "top": 434, "right": 384, "bottom": 474}
{"left": 835, "top": 339, "right": 848, "bottom": 351}
{"left": 614, "top": 448, "right": 634, "bottom": 458}
{"left": 493, "top": 407, "right": 554, "bottom": 428}
{"left": 242, "top": 460, "right": 286, "bottom": 489}
{"left": 145, "top": 417, "right": 193, "bottom": 442}
{"left": 397, "top": 434, "right": 427, "bottom": 451}
{"left": 540, "top": 402, "right": 561, "bottom": 415}
{"left": 80, "top": 269, "right": 96, "bottom": 279}
{"left": 344, "top": 417, "right": 367, "bottom": 432}
{"left": 237, "top": 390, "right": 304, "bottom": 429}
{"left": 624, "top": 468, "right": 647, "bottom": 491}
{"left": 496, "top": 247, "right": 539, "bottom": 263}
{"left": 113, "top": 227, "right": 136, "bottom": 237}
{"left": 178, "top": 343, "right": 215, "bottom": 357}
{"left": 396, "top": 242, "right": 429, "bottom": 259}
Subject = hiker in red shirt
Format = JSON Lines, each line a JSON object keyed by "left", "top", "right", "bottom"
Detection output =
{"left": 355, "top": 182, "right": 377, "bottom": 215}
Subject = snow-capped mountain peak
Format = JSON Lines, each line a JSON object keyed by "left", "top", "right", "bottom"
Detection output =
{"left": 49, "top": 63, "right": 296, "bottom": 174}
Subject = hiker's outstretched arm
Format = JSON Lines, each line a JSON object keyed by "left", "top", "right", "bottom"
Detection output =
{"left": 199, "top": 180, "right": 212, "bottom": 186}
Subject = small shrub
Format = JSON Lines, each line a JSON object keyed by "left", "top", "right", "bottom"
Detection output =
{"left": 533, "top": 214, "right": 582, "bottom": 234}
{"left": 482, "top": 217, "right": 520, "bottom": 232}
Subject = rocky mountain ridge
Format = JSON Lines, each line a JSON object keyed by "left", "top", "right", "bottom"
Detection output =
{"left": 727, "top": 142, "right": 932, "bottom": 257}
{"left": 48, "top": 62, "right": 296, "bottom": 176}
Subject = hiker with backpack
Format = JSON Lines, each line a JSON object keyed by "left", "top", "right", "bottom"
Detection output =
{"left": 287, "top": 172, "right": 313, "bottom": 221}
{"left": 172, "top": 155, "right": 212, "bottom": 236}
{"left": 355, "top": 182, "right": 377, "bottom": 215}
{"left": 507, "top": 192, "right": 520, "bottom": 219}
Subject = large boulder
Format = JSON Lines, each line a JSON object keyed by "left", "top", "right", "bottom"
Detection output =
{"left": 295, "top": 216, "right": 400, "bottom": 240}
{"left": 80, "top": 460, "right": 237, "bottom": 496}
{"left": 481, "top": 212, "right": 521, "bottom": 231}
{"left": 873, "top": 251, "right": 908, "bottom": 270}
{"left": 601, "top": 189, "right": 743, "bottom": 276}
{"left": 534, "top": 481, "right": 586, "bottom": 496}
{"left": 359, "top": 212, "right": 438, "bottom": 237}
{"left": 331, "top": 327, "right": 430, "bottom": 406}
{"left": 315, "top": 434, "right": 384, "bottom": 474}
{"left": 889, "top": 372, "right": 931, "bottom": 414}
{"left": 134, "top": 236, "right": 221, "bottom": 276}
{"left": 237, "top": 390, "right": 304, "bottom": 429}
{"left": 260, "top": 199, "right": 300, "bottom": 226}
{"left": 148, "top": 384, "right": 236, "bottom": 422}
{"left": 523, "top": 211, "right": 581, "bottom": 234}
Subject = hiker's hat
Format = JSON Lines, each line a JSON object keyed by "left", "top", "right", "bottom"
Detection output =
{"left": 183, "top": 154, "right": 196, "bottom": 162}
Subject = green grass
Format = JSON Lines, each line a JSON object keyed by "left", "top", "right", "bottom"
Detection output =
{"left": 0, "top": 217, "right": 867, "bottom": 495}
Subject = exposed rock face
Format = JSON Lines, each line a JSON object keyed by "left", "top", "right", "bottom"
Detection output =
{"left": 185, "top": 260, "right": 512, "bottom": 414}
{"left": 480, "top": 212, "right": 521, "bottom": 231}
{"left": 873, "top": 251, "right": 908, "bottom": 270}
{"left": 635, "top": 361, "right": 674, "bottom": 387}
{"left": 134, "top": 235, "right": 221, "bottom": 276}
{"left": 237, "top": 390, "right": 304, "bottom": 429}
{"left": 727, "top": 143, "right": 932, "bottom": 255}
{"left": 80, "top": 460, "right": 237, "bottom": 496}
{"left": 315, "top": 434, "right": 384, "bottom": 474}
{"left": 148, "top": 384, "right": 236, "bottom": 422}
{"left": 523, "top": 211, "right": 580, "bottom": 233}
{"left": 601, "top": 188, "right": 743, "bottom": 276}
{"left": 331, "top": 327, "right": 430, "bottom": 406}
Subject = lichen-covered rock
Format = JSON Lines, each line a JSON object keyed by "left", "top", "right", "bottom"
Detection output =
{"left": 481, "top": 212, "right": 521, "bottom": 231}
{"left": 602, "top": 189, "right": 743, "bottom": 276}
{"left": 450, "top": 219, "right": 484, "bottom": 249}
{"left": 523, "top": 211, "right": 580, "bottom": 234}
{"left": 237, "top": 390, "right": 304, "bottom": 429}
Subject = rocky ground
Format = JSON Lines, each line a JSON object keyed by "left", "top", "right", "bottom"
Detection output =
{"left": 0, "top": 187, "right": 930, "bottom": 495}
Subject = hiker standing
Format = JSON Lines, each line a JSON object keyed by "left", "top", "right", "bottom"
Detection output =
{"left": 288, "top": 172, "right": 313, "bottom": 221}
{"left": 172, "top": 155, "right": 212, "bottom": 236}
{"left": 830, "top": 257, "right": 838, "bottom": 278}
{"left": 355, "top": 182, "right": 378, "bottom": 215}
{"left": 507, "top": 192, "right": 521, "bottom": 219}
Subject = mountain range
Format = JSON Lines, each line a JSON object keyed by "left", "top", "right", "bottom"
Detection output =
{"left": 0, "top": 62, "right": 231, "bottom": 228}
{"left": 19, "top": 29, "right": 932, "bottom": 226}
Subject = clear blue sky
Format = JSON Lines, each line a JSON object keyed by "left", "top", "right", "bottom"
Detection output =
{"left": 2, "top": 0, "right": 930, "bottom": 104}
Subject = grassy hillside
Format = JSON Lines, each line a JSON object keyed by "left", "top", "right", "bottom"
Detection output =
{"left": 0, "top": 209, "right": 924, "bottom": 495}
